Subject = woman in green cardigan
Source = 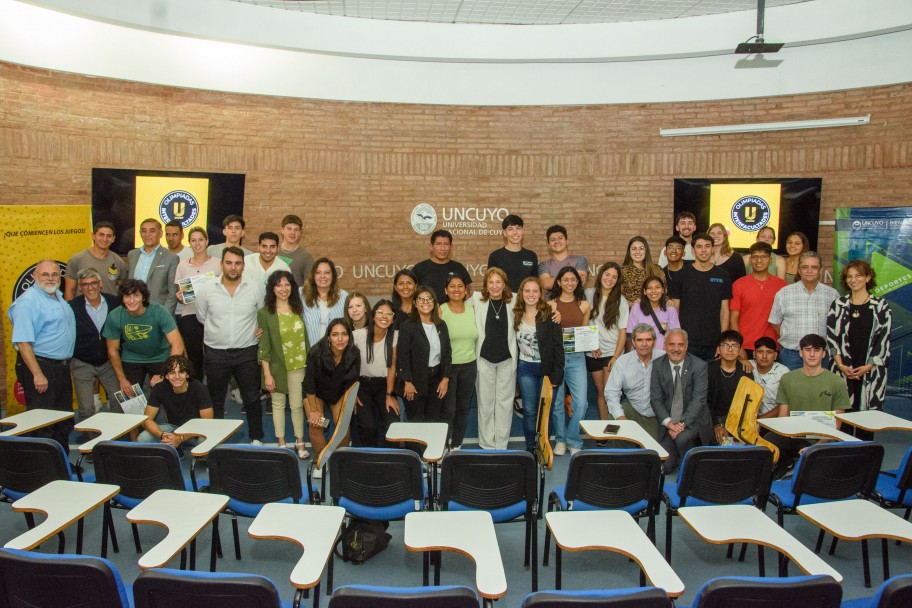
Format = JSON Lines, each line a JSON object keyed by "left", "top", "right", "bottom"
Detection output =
{"left": 258, "top": 270, "right": 309, "bottom": 458}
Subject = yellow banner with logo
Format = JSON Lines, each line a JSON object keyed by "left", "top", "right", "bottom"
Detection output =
{"left": 135, "top": 176, "right": 209, "bottom": 246}
{"left": 1, "top": 205, "right": 93, "bottom": 413}
{"left": 709, "top": 183, "right": 782, "bottom": 249}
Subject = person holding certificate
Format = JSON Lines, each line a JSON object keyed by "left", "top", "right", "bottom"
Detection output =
{"left": 174, "top": 226, "right": 220, "bottom": 380}
{"left": 548, "top": 267, "right": 591, "bottom": 455}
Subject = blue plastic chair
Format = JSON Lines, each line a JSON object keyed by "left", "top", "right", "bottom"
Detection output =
{"left": 520, "top": 587, "right": 672, "bottom": 608}
{"left": 0, "top": 547, "right": 130, "bottom": 608}
{"left": 873, "top": 446, "right": 912, "bottom": 518}
{"left": 842, "top": 574, "right": 912, "bottom": 608}
{"left": 133, "top": 567, "right": 291, "bottom": 608}
{"left": 328, "top": 584, "right": 479, "bottom": 608}
{"left": 687, "top": 575, "right": 841, "bottom": 608}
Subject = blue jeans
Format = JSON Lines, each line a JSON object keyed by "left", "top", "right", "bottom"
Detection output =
{"left": 551, "top": 352, "right": 588, "bottom": 449}
{"left": 518, "top": 360, "right": 550, "bottom": 450}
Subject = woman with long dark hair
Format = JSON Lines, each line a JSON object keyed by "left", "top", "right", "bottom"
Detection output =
{"left": 783, "top": 231, "right": 810, "bottom": 284}
{"left": 258, "top": 270, "right": 308, "bottom": 458}
{"left": 440, "top": 275, "right": 478, "bottom": 450}
{"left": 391, "top": 268, "right": 418, "bottom": 328}
{"left": 827, "top": 259, "right": 892, "bottom": 438}
{"left": 621, "top": 236, "right": 664, "bottom": 305}
{"left": 303, "top": 319, "right": 360, "bottom": 463}
{"left": 396, "top": 285, "right": 452, "bottom": 423}
{"left": 587, "top": 262, "right": 628, "bottom": 420}
{"left": 301, "top": 257, "right": 348, "bottom": 347}
{"left": 548, "top": 266, "right": 591, "bottom": 455}
{"left": 513, "top": 277, "right": 564, "bottom": 452}
{"left": 626, "top": 275, "right": 680, "bottom": 349}
{"left": 352, "top": 299, "right": 399, "bottom": 446}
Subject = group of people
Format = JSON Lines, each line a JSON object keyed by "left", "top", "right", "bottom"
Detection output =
{"left": 8, "top": 210, "right": 891, "bottom": 477}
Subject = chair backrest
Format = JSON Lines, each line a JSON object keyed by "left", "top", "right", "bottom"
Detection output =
{"left": 564, "top": 449, "right": 663, "bottom": 510}
{"left": 208, "top": 445, "right": 303, "bottom": 504}
{"left": 0, "top": 548, "right": 130, "bottom": 608}
{"left": 536, "top": 377, "right": 554, "bottom": 471}
{"left": 676, "top": 446, "right": 774, "bottom": 508}
{"left": 891, "top": 447, "right": 912, "bottom": 505}
{"left": 329, "top": 447, "right": 424, "bottom": 509}
{"left": 440, "top": 450, "right": 537, "bottom": 518}
{"left": 724, "top": 377, "right": 780, "bottom": 461}
{"left": 871, "top": 574, "right": 912, "bottom": 608}
{"left": 690, "top": 575, "right": 842, "bottom": 608}
{"left": 329, "top": 584, "right": 479, "bottom": 608}
{"left": 133, "top": 568, "right": 283, "bottom": 608}
{"left": 93, "top": 441, "right": 185, "bottom": 499}
{"left": 521, "top": 587, "right": 673, "bottom": 608}
{"left": 791, "top": 441, "right": 884, "bottom": 504}
{"left": 315, "top": 381, "right": 360, "bottom": 471}
{"left": 0, "top": 436, "right": 72, "bottom": 494}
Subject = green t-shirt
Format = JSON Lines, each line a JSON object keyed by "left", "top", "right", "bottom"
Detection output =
{"left": 278, "top": 311, "right": 308, "bottom": 371}
{"left": 102, "top": 303, "right": 177, "bottom": 364}
{"left": 775, "top": 369, "right": 850, "bottom": 412}
{"left": 441, "top": 303, "right": 479, "bottom": 365}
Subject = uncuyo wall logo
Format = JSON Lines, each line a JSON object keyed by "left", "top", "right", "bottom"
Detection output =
{"left": 410, "top": 203, "right": 438, "bottom": 235}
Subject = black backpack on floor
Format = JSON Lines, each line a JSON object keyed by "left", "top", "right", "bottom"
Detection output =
{"left": 335, "top": 518, "right": 391, "bottom": 564}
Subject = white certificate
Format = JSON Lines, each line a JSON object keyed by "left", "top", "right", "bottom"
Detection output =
{"left": 562, "top": 325, "right": 599, "bottom": 353}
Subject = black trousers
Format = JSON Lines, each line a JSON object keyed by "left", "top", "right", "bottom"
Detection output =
{"left": 442, "top": 361, "right": 477, "bottom": 448}
{"left": 204, "top": 345, "right": 264, "bottom": 441}
{"left": 15, "top": 353, "right": 74, "bottom": 453}
{"left": 355, "top": 376, "right": 399, "bottom": 447}
{"left": 178, "top": 314, "right": 205, "bottom": 381}
{"left": 405, "top": 365, "right": 444, "bottom": 423}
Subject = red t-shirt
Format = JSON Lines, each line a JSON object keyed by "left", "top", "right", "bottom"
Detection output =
{"left": 730, "top": 274, "right": 787, "bottom": 350}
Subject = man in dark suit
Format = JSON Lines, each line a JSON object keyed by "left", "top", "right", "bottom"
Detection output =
{"left": 650, "top": 328, "right": 711, "bottom": 473}
{"left": 127, "top": 218, "right": 179, "bottom": 315}
{"left": 68, "top": 268, "right": 122, "bottom": 424}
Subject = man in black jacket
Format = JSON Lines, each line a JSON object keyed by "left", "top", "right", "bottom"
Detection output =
{"left": 69, "top": 268, "right": 122, "bottom": 422}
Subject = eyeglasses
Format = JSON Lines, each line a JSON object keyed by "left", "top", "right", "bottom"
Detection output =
{"left": 415, "top": 296, "right": 435, "bottom": 304}
{"left": 719, "top": 343, "right": 740, "bottom": 350}
{"left": 37, "top": 272, "right": 60, "bottom": 279}
{"left": 79, "top": 280, "right": 101, "bottom": 289}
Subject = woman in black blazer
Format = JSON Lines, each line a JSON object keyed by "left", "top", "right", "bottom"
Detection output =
{"left": 396, "top": 285, "right": 452, "bottom": 422}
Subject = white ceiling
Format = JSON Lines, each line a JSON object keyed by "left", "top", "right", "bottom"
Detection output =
{"left": 227, "top": 0, "right": 813, "bottom": 25}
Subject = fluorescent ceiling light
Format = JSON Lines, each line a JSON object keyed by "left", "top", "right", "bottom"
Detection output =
{"left": 659, "top": 115, "right": 870, "bottom": 137}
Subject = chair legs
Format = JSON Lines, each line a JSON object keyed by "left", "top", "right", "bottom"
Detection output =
{"left": 231, "top": 515, "right": 242, "bottom": 560}
{"left": 862, "top": 538, "right": 871, "bottom": 588}
{"left": 665, "top": 509, "right": 674, "bottom": 561}
{"left": 542, "top": 494, "right": 558, "bottom": 567}
{"left": 100, "top": 504, "right": 120, "bottom": 558}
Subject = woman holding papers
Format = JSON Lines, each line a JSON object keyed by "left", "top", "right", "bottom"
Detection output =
{"left": 548, "top": 266, "right": 591, "bottom": 456}
{"left": 174, "top": 227, "right": 220, "bottom": 380}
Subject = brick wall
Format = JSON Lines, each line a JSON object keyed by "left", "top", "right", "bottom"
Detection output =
{"left": 2, "top": 60, "right": 911, "bottom": 397}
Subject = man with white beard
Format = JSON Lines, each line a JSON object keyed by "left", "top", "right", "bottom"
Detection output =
{"left": 8, "top": 259, "right": 77, "bottom": 451}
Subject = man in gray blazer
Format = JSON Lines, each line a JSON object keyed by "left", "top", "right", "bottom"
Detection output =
{"left": 650, "top": 328, "right": 711, "bottom": 473}
{"left": 128, "top": 218, "right": 179, "bottom": 315}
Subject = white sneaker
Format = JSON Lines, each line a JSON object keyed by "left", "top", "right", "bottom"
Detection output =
{"left": 231, "top": 388, "right": 242, "bottom": 404}
{"left": 569, "top": 447, "right": 581, "bottom": 455}
{"left": 250, "top": 439, "right": 263, "bottom": 447}
{"left": 553, "top": 441, "right": 567, "bottom": 456}
{"left": 312, "top": 467, "right": 323, "bottom": 479}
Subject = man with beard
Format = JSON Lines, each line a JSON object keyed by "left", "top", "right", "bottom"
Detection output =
{"left": 8, "top": 259, "right": 77, "bottom": 450}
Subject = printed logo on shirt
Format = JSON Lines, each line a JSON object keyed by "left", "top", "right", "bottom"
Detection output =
{"left": 159, "top": 190, "right": 200, "bottom": 228}
{"left": 710, "top": 278, "right": 724, "bottom": 284}
{"left": 731, "top": 195, "right": 771, "bottom": 232}
{"left": 522, "top": 261, "right": 534, "bottom": 267}
{"left": 11, "top": 260, "right": 67, "bottom": 301}
{"left": 124, "top": 324, "right": 153, "bottom": 341}
{"left": 410, "top": 203, "right": 438, "bottom": 235}
{"left": 107, "top": 263, "right": 121, "bottom": 282}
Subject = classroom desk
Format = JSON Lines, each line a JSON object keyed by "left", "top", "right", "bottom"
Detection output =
{"left": 678, "top": 504, "right": 842, "bottom": 582}
{"left": 0, "top": 409, "right": 74, "bottom": 436}
{"left": 758, "top": 417, "right": 860, "bottom": 443}
{"left": 4, "top": 479, "right": 119, "bottom": 554}
{"left": 836, "top": 410, "right": 912, "bottom": 433}
{"left": 75, "top": 412, "right": 148, "bottom": 464}
{"left": 544, "top": 510, "right": 684, "bottom": 597}
{"left": 172, "top": 418, "right": 242, "bottom": 491}
{"left": 248, "top": 503, "right": 346, "bottom": 608}
{"left": 386, "top": 422, "right": 448, "bottom": 508}
{"left": 126, "top": 489, "right": 228, "bottom": 572}
{"left": 579, "top": 420, "right": 669, "bottom": 459}
{"left": 798, "top": 498, "right": 912, "bottom": 588}
{"left": 404, "top": 511, "right": 507, "bottom": 607}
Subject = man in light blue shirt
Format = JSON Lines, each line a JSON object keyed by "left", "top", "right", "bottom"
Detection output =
{"left": 603, "top": 323, "right": 665, "bottom": 439}
{"left": 8, "top": 259, "right": 77, "bottom": 450}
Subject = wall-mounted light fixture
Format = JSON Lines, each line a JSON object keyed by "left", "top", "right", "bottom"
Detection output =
{"left": 659, "top": 115, "right": 870, "bottom": 137}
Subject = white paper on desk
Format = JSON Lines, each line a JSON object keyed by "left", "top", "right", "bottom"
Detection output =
{"left": 562, "top": 325, "right": 598, "bottom": 353}
{"left": 115, "top": 384, "right": 148, "bottom": 416}
{"left": 790, "top": 410, "right": 837, "bottom": 428}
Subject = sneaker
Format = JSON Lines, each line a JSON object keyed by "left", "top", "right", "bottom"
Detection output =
{"left": 450, "top": 444, "right": 462, "bottom": 451}
{"left": 595, "top": 440, "right": 610, "bottom": 448}
{"left": 568, "top": 447, "right": 581, "bottom": 455}
{"left": 312, "top": 467, "right": 323, "bottom": 479}
{"left": 230, "top": 388, "right": 242, "bottom": 404}
{"left": 250, "top": 439, "right": 263, "bottom": 447}
{"left": 553, "top": 441, "right": 567, "bottom": 456}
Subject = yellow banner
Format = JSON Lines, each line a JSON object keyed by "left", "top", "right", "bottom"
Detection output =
{"left": 1, "top": 205, "right": 92, "bottom": 413}
{"left": 135, "top": 176, "right": 210, "bottom": 246}
{"left": 709, "top": 183, "right": 782, "bottom": 249}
